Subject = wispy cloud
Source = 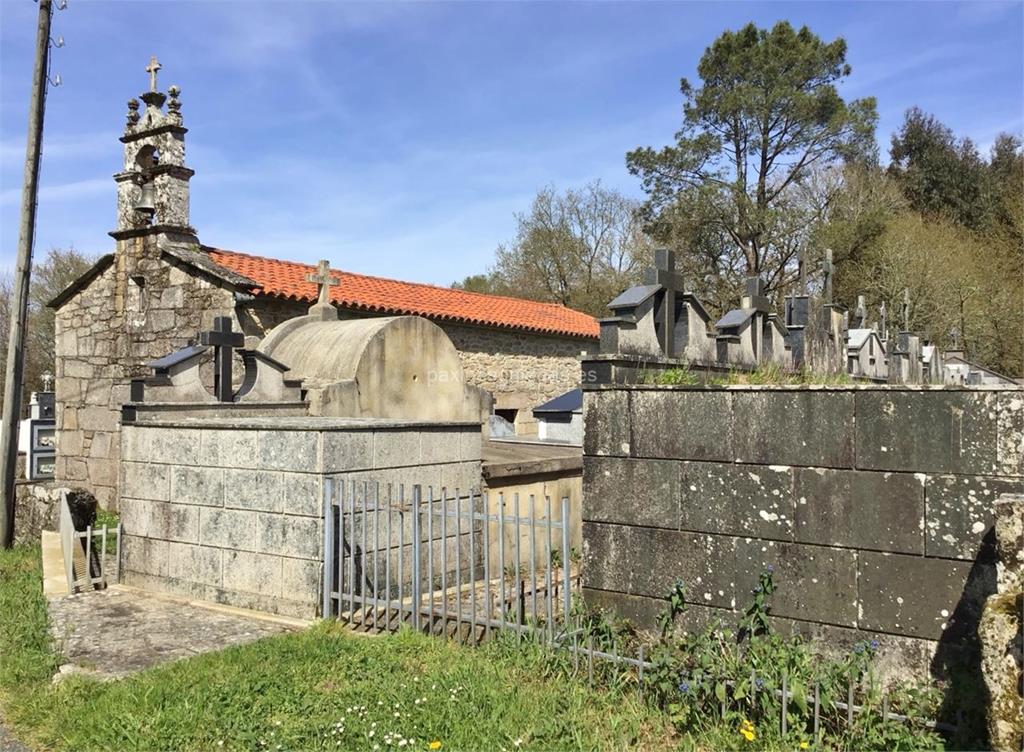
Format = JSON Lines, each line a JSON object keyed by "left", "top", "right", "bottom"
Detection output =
{"left": 0, "top": 177, "right": 108, "bottom": 207}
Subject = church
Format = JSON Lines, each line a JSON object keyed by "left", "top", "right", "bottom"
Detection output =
{"left": 48, "top": 60, "right": 597, "bottom": 508}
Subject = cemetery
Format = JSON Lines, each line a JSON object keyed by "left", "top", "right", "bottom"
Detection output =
{"left": 1, "top": 20, "right": 1022, "bottom": 752}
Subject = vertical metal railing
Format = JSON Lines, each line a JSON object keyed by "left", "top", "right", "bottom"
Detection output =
{"left": 322, "top": 479, "right": 578, "bottom": 644}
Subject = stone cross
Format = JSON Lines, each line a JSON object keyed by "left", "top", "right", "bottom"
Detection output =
{"left": 854, "top": 294, "right": 867, "bottom": 328}
{"left": 879, "top": 301, "right": 887, "bottom": 340}
{"left": 643, "top": 249, "right": 686, "bottom": 358}
{"left": 820, "top": 248, "right": 834, "bottom": 304}
{"left": 902, "top": 288, "right": 911, "bottom": 331}
{"left": 146, "top": 56, "right": 162, "bottom": 93}
{"left": 199, "top": 316, "right": 245, "bottom": 402}
{"left": 306, "top": 259, "right": 339, "bottom": 307}
{"left": 797, "top": 246, "right": 808, "bottom": 294}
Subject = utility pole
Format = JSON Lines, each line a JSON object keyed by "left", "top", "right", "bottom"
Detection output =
{"left": 1, "top": 0, "right": 54, "bottom": 549}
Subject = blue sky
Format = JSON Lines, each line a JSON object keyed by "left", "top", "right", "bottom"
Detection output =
{"left": 1, "top": 0, "right": 1021, "bottom": 286}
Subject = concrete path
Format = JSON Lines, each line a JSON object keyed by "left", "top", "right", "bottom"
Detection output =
{"left": 0, "top": 722, "right": 30, "bottom": 752}
{"left": 48, "top": 585, "right": 307, "bottom": 681}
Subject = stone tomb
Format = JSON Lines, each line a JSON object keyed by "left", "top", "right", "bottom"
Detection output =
{"left": 120, "top": 291, "right": 486, "bottom": 618}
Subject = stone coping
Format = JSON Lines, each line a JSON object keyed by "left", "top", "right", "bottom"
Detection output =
{"left": 583, "top": 382, "right": 1023, "bottom": 392}
{"left": 129, "top": 415, "right": 482, "bottom": 431}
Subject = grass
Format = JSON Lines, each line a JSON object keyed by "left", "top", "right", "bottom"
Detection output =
{"left": 641, "top": 364, "right": 853, "bottom": 386}
{"left": 0, "top": 545, "right": 674, "bottom": 752}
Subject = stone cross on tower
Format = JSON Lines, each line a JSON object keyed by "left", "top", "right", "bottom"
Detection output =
{"left": 146, "top": 56, "right": 162, "bottom": 93}
{"left": 820, "top": 248, "right": 834, "bottom": 304}
{"left": 199, "top": 316, "right": 245, "bottom": 402}
{"left": 643, "top": 249, "right": 686, "bottom": 358}
{"left": 879, "top": 301, "right": 888, "bottom": 340}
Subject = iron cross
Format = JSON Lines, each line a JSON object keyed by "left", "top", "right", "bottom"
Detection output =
{"left": 199, "top": 316, "right": 245, "bottom": 402}
{"left": 146, "top": 56, "right": 161, "bottom": 93}
{"left": 306, "top": 259, "right": 339, "bottom": 306}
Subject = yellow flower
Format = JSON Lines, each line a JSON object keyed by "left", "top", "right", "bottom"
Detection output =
{"left": 739, "top": 720, "right": 756, "bottom": 742}
{"left": 429, "top": 742, "right": 442, "bottom": 750}
{"left": 800, "top": 743, "right": 809, "bottom": 749}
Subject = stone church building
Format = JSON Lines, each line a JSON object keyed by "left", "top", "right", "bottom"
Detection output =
{"left": 49, "top": 63, "right": 597, "bottom": 508}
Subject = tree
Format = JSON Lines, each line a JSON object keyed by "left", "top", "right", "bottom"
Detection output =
{"left": 473, "top": 181, "right": 650, "bottom": 316}
{"left": 888, "top": 108, "right": 993, "bottom": 231}
{"left": 627, "top": 21, "right": 877, "bottom": 300}
{"left": 451, "top": 273, "right": 510, "bottom": 296}
{"left": 0, "top": 247, "right": 94, "bottom": 408}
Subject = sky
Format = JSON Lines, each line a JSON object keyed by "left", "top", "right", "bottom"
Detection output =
{"left": 0, "top": 0, "right": 1021, "bottom": 286}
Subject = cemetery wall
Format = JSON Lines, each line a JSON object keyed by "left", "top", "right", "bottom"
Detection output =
{"left": 54, "top": 250, "right": 238, "bottom": 510}
{"left": 581, "top": 384, "right": 1024, "bottom": 678}
{"left": 119, "top": 418, "right": 481, "bottom": 619}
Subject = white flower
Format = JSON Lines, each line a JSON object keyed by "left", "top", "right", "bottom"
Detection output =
{"left": 399, "top": 741, "right": 408, "bottom": 748}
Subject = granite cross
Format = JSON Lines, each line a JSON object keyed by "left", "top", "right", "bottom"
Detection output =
{"left": 820, "top": 248, "right": 834, "bottom": 304}
{"left": 199, "top": 316, "right": 245, "bottom": 402}
{"left": 879, "top": 301, "right": 887, "bottom": 340}
{"left": 643, "top": 249, "right": 686, "bottom": 358}
{"left": 306, "top": 259, "right": 339, "bottom": 307}
{"left": 146, "top": 56, "right": 162, "bottom": 93}
{"left": 854, "top": 294, "right": 867, "bottom": 328}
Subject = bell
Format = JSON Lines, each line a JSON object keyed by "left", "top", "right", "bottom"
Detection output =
{"left": 134, "top": 182, "right": 156, "bottom": 216}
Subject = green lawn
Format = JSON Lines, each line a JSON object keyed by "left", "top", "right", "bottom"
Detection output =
{"left": 0, "top": 545, "right": 675, "bottom": 752}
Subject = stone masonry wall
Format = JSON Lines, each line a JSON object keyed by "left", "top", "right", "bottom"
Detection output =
{"left": 119, "top": 418, "right": 481, "bottom": 619}
{"left": 582, "top": 384, "right": 1024, "bottom": 678}
{"left": 54, "top": 245, "right": 238, "bottom": 509}
{"left": 442, "top": 322, "right": 593, "bottom": 434}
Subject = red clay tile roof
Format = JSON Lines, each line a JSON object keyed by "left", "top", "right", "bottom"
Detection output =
{"left": 205, "top": 247, "right": 599, "bottom": 339}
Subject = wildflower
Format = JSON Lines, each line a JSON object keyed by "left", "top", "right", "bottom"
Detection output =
{"left": 766, "top": 565, "right": 774, "bottom": 573}
{"left": 739, "top": 719, "right": 756, "bottom": 742}
{"left": 429, "top": 742, "right": 442, "bottom": 750}
{"left": 755, "top": 678, "right": 765, "bottom": 689}
{"left": 800, "top": 742, "right": 809, "bottom": 749}
{"left": 869, "top": 639, "right": 879, "bottom": 650}
{"left": 854, "top": 643, "right": 864, "bottom": 654}
{"left": 678, "top": 681, "right": 690, "bottom": 693}
{"left": 399, "top": 740, "right": 408, "bottom": 748}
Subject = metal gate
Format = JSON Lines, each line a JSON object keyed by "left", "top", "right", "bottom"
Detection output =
{"left": 322, "top": 479, "right": 576, "bottom": 642}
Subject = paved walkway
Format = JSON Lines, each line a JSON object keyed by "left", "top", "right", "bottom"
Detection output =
{"left": 0, "top": 722, "right": 29, "bottom": 752}
{"left": 48, "top": 586, "right": 305, "bottom": 681}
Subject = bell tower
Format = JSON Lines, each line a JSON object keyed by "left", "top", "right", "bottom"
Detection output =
{"left": 110, "top": 56, "right": 196, "bottom": 243}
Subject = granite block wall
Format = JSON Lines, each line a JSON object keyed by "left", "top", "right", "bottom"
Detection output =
{"left": 581, "top": 384, "right": 1024, "bottom": 677}
{"left": 120, "top": 418, "right": 481, "bottom": 618}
